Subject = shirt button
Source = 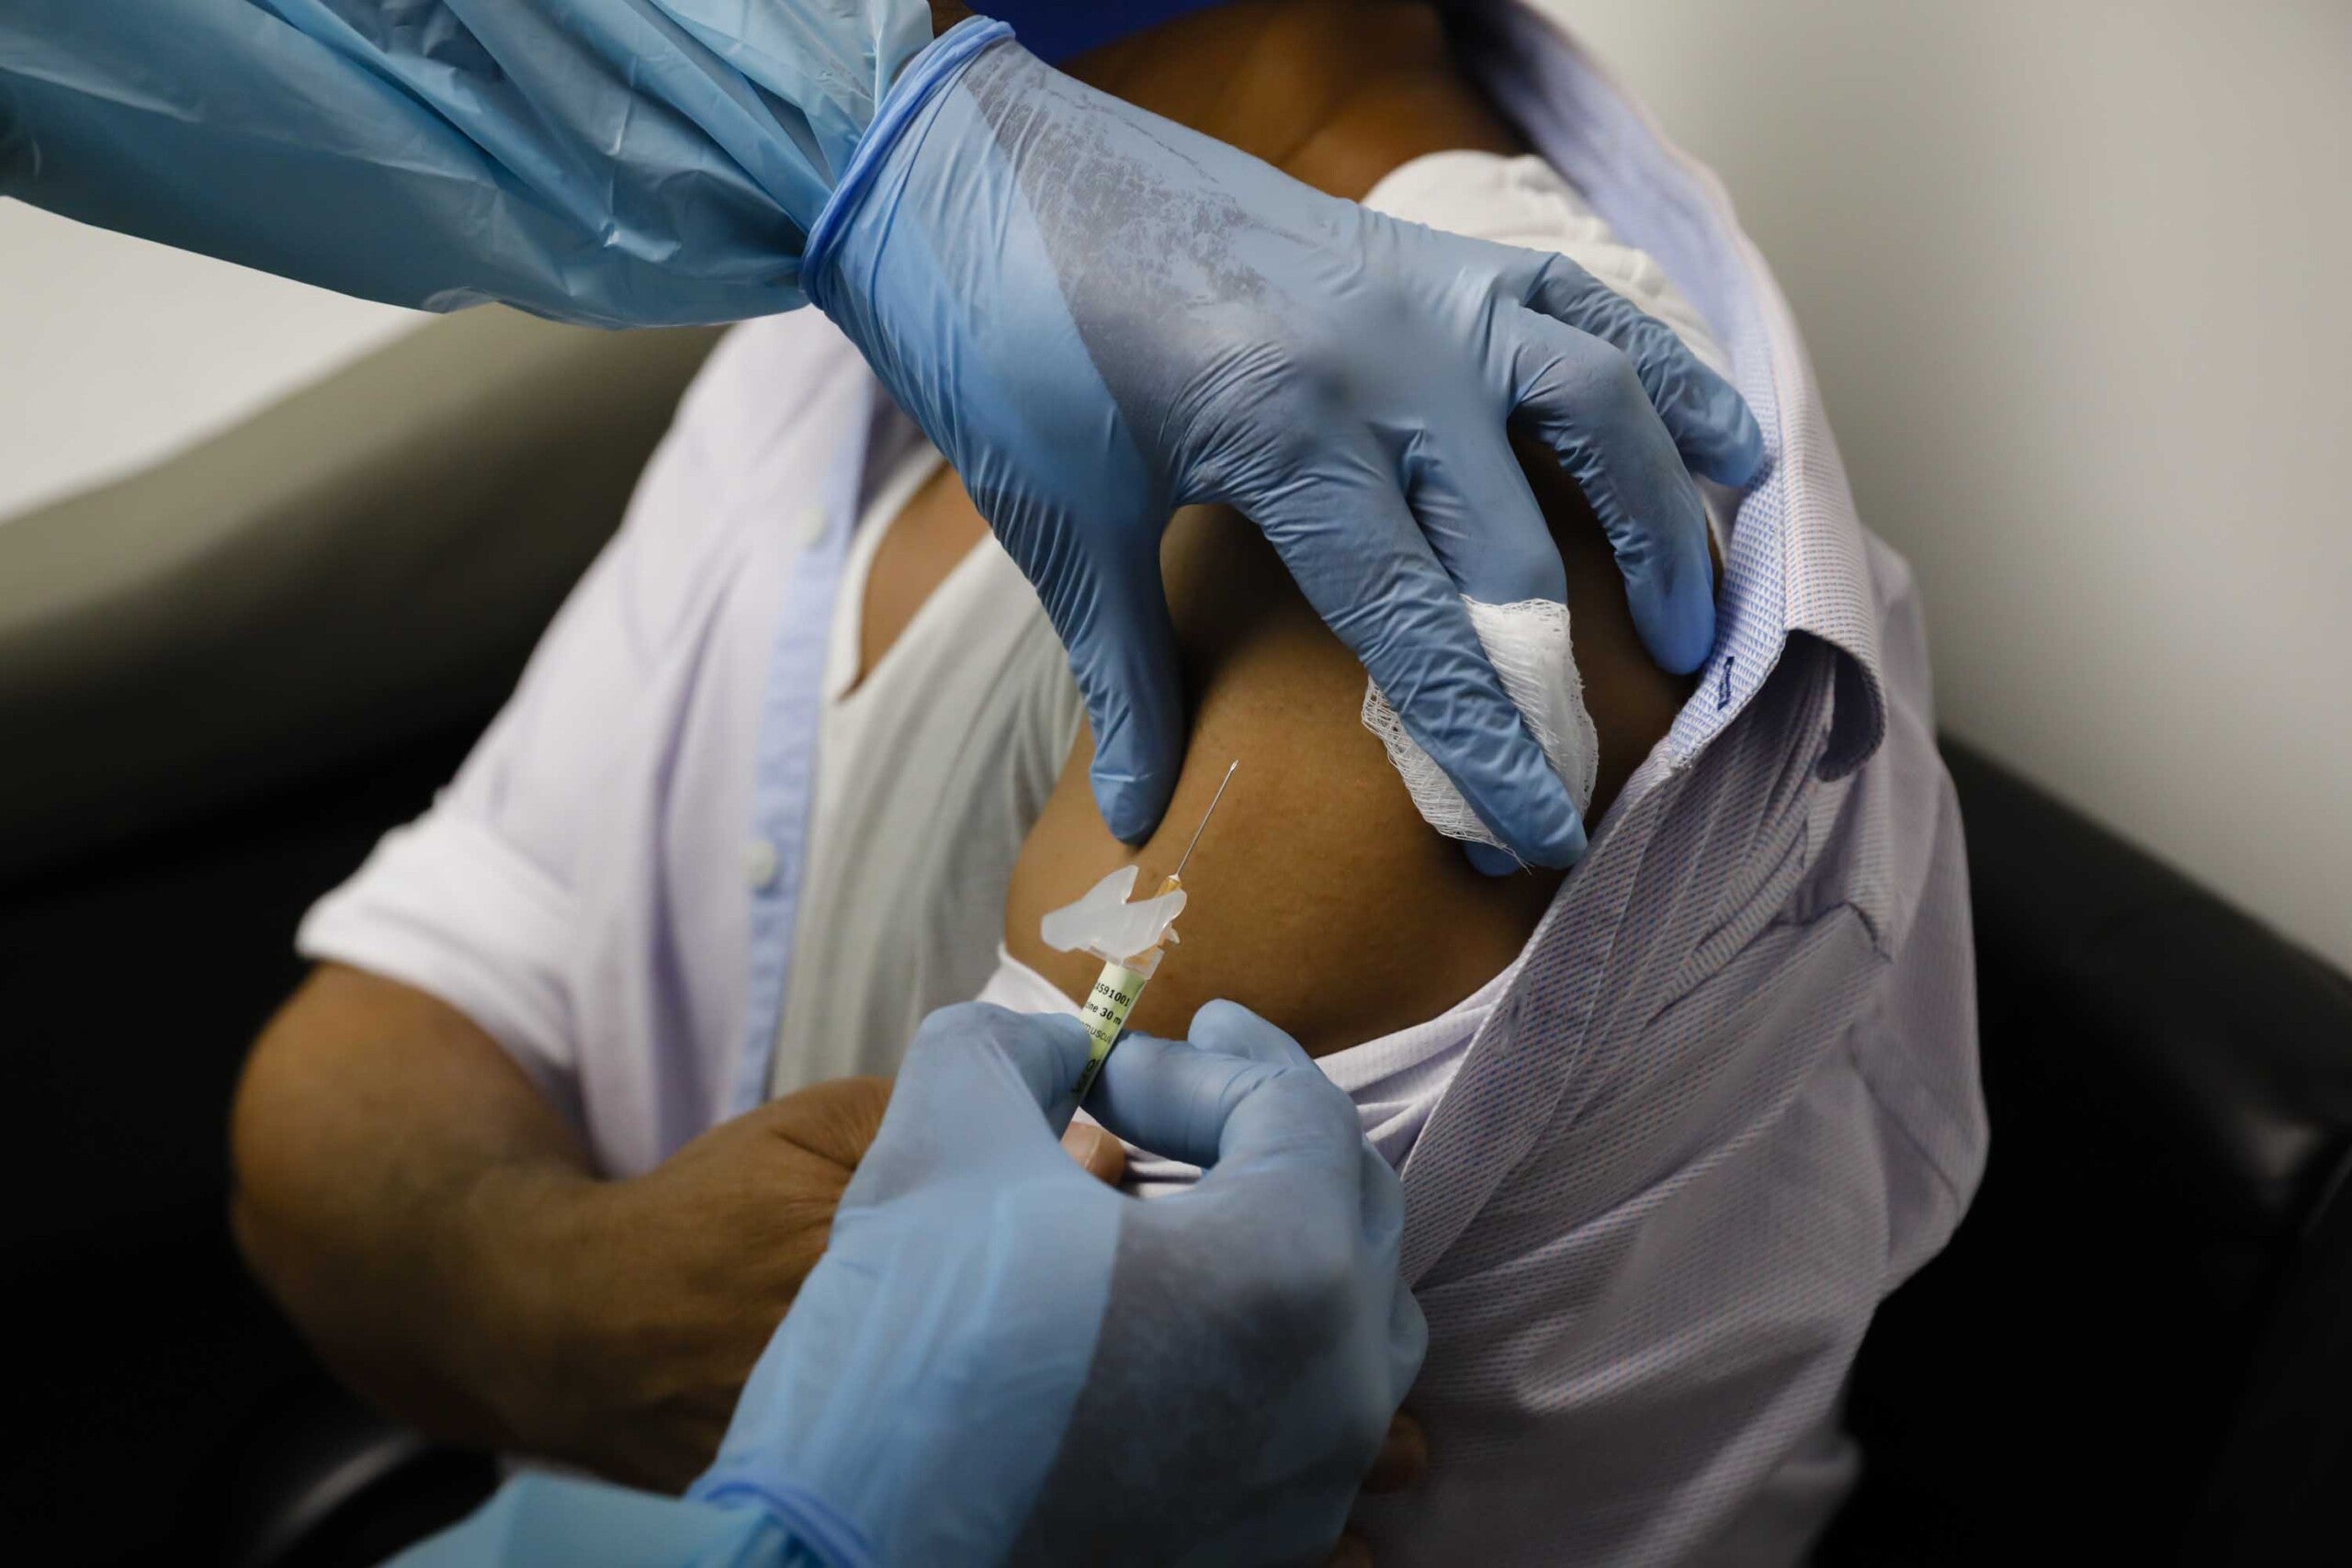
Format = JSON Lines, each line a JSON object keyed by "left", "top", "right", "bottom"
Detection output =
{"left": 743, "top": 837, "right": 780, "bottom": 891}
{"left": 794, "top": 505, "right": 829, "bottom": 548}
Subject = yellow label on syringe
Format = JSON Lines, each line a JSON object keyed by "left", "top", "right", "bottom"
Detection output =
{"left": 1072, "top": 958, "right": 1152, "bottom": 1102}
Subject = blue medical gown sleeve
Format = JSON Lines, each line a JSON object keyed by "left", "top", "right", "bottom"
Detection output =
{"left": 390, "top": 1473, "right": 853, "bottom": 1568}
{"left": 0, "top": 0, "right": 931, "bottom": 327}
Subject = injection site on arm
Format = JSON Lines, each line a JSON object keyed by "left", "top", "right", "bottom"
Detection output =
{"left": 1040, "top": 761, "right": 1237, "bottom": 1100}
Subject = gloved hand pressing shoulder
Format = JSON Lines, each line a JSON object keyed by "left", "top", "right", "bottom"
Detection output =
{"left": 6, "top": 3, "right": 1754, "bottom": 865}
{"left": 687, "top": 999, "right": 1424, "bottom": 1566}
{"left": 808, "top": 18, "right": 1764, "bottom": 866}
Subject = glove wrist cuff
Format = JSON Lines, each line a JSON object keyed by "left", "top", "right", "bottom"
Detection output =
{"left": 806, "top": 15, "right": 1015, "bottom": 313}
{"left": 691, "top": 1475, "right": 877, "bottom": 1568}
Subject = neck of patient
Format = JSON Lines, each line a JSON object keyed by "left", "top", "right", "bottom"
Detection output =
{"left": 1058, "top": 0, "right": 1520, "bottom": 197}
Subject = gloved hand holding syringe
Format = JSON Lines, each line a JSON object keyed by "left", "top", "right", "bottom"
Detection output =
{"left": 1042, "top": 761, "right": 1240, "bottom": 1102}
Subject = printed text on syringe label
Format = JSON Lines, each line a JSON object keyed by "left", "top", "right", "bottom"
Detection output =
{"left": 1081, "top": 964, "right": 1149, "bottom": 1055}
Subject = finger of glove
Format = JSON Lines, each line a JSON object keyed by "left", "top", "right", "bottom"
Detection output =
{"left": 1395, "top": 418, "right": 1579, "bottom": 877}
{"left": 1464, "top": 841, "right": 1522, "bottom": 876}
{"left": 1504, "top": 315, "right": 1717, "bottom": 674}
{"left": 1060, "top": 547, "right": 1188, "bottom": 846}
{"left": 1251, "top": 449, "right": 1585, "bottom": 865}
{"left": 1085, "top": 1028, "right": 1292, "bottom": 1169}
{"left": 886, "top": 1004, "right": 1095, "bottom": 1177}
{"left": 1185, "top": 998, "right": 1315, "bottom": 1069}
{"left": 1163, "top": 1004, "right": 1403, "bottom": 1253}
{"left": 1398, "top": 412, "right": 1566, "bottom": 605}
{"left": 1516, "top": 252, "right": 1764, "bottom": 487}
{"left": 1194, "top": 1039, "right": 1367, "bottom": 1201}
{"left": 1086, "top": 1007, "right": 1358, "bottom": 1190}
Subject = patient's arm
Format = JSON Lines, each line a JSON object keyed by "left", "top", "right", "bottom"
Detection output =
{"left": 1004, "top": 440, "right": 1696, "bottom": 1056}
{"left": 233, "top": 964, "right": 901, "bottom": 1487}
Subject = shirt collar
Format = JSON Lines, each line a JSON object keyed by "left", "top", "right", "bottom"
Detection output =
{"left": 1459, "top": 0, "right": 1889, "bottom": 779}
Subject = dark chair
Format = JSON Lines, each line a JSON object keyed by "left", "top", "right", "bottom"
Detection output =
{"left": 1818, "top": 742, "right": 2352, "bottom": 1565}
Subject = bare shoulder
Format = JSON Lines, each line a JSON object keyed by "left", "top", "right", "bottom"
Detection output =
{"left": 1004, "top": 452, "right": 1693, "bottom": 1058}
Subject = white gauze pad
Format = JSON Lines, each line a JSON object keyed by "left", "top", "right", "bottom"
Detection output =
{"left": 1360, "top": 597, "right": 1599, "bottom": 855}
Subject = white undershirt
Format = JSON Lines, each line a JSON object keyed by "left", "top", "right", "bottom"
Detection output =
{"left": 768, "top": 448, "right": 1084, "bottom": 1093}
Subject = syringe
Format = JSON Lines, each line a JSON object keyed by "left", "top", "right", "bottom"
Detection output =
{"left": 1069, "top": 761, "right": 1238, "bottom": 1103}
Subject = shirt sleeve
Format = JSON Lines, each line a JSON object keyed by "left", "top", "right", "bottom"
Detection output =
{"left": 297, "top": 346, "right": 748, "bottom": 1103}
{"left": 298, "top": 743, "right": 586, "bottom": 1105}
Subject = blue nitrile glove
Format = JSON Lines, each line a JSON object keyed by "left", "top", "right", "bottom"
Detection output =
{"left": 809, "top": 23, "right": 1764, "bottom": 864}
{"left": 393, "top": 1474, "right": 795, "bottom": 1567}
{"left": 685, "top": 999, "right": 1424, "bottom": 1566}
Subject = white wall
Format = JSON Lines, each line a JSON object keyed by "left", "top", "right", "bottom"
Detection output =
{"left": 3, "top": 0, "right": 2347, "bottom": 966}
{"left": 1555, "top": 0, "right": 2352, "bottom": 969}
{"left": 0, "top": 201, "right": 420, "bottom": 520}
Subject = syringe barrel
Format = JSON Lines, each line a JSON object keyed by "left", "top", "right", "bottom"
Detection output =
{"left": 1072, "top": 953, "right": 1156, "bottom": 1102}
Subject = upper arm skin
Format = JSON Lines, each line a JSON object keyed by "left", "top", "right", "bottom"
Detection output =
{"left": 1003, "top": 440, "right": 1699, "bottom": 1057}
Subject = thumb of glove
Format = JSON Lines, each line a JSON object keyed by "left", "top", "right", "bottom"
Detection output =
{"left": 860, "top": 1005, "right": 1097, "bottom": 1199}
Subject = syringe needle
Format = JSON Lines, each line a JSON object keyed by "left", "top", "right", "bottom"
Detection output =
{"left": 1070, "top": 760, "right": 1238, "bottom": 1106}
{"left": 1172, "top": 760, "right": 1238, "bottom": 881}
